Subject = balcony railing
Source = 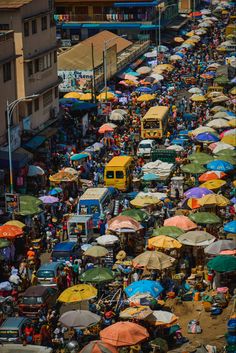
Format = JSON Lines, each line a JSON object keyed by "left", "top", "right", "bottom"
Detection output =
{"left": 54, "top": 13, "right": 154, "bottom": 23}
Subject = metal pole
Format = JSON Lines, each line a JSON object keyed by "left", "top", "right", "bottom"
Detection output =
{"left": 7, "top": 100, "right": 14, "bottom": 194}
{"left": 91, "top": 43, "right": 96, "bottom": 103}
{"left": 158, "top": 7, "right": 161, "bottom": 50}
{"left": 104, "top": 41, "right": 107, "bottom": 102}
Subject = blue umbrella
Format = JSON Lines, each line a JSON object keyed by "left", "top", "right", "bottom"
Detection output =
{"left": 136, "top": 87, "right": 153, "bottom": 93}
{"left": 231, "top": 197, "right": 236, "bottom": 204}
{"left": 224, "top": 111, "right": 235, "bottom": 117}
{"left": 206, "top": 160, "right": 234, "bottom": 172}
{"left": 175, "top": 52, "right": 185, "bottom": 58}
{"left": 125, "top": 280, "right": 163, "bottom": 298}
{"left": 59, "top": 98, "right": 78, "bottom": 105}
{"left": 196, "top": 132, "right": 219, "bottom": 143}
{"left": 224, "top": 220, "right": 236, "bottom": 233}
{"left": 49, "top": 187, "right": 63, "bottom": 196}
{"left": 142, "top": 173, "right": 159, "bottom": 182}
{"left": 70, "top": 153, "right": 88, "bottom": 161}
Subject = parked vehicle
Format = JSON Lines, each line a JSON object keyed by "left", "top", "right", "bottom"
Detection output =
{"left": 36, "top": 262, "right": 62, "bottom": 288}
{"left": 104, "top": 156, "right": 133, "bottom": 191}
{"left": 67, "top": 215, "right": 94, "bottom": 242}
{"left": 51, "top": 241, "right": 82, "bottom": 263}
{"left": 137, "top": 139, "right": 156, "bottom": 157}
{"left": 0, "top": 317, "right": 32, "bottom": 343}
{"left": 18, "top": 286, "right": 58, "bottom": 319}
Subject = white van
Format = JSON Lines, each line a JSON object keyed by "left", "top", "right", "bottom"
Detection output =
{"left": 137, "top": 139, "right": 156, "bottom": 157}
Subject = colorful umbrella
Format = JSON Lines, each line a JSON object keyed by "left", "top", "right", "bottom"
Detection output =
{"left": 64, "top": 92, "right": 81, "bottom": 99}
{"left": 97, "top": 92, "right": 115, "bottom": 101}
{"left": 120, "top": 306, "right": 153, "bottom": 320}
{"left": 187, "top": 198, "right": 201, "bottom": 209}
{"left": 190, "top": 95, "right": 206, "bottom": 102}
{"left": 211, "top": 142, "right": 235, "bottom": 154}
{"left": 137, "top": 94, "right": 156, "bottom": 102}
{"left": 200, "top": 180, "right": 226, "bottom": 190}
{"left": 224, "top": 220, "right": 236, "bottom": 233}
{"left": 79, "top": 93, "right": 93, "bottom": 101}
{"left": 199, "top": 171, "right": 226, "bottom": 182}
{"left": 188, "top": 152, "right": 214, "bottom": 164}
{"left": 0, "top": 239, "right": 10, "bottom": 249}
{"left": 206, "top": 119, "right": 230, "bottom": 129}
{"left": 190, "top": 126, "right": 216, "bottom": 136}
{"left": 58, "top": 284, "right": 97, "bottom": 303}
{"left": 136, "top": 66, "right": 152, "bottom": 75}
{"left": 207, "top": 256, "right": 236, "bottom": 273}
{"left": 132, "top": 251, "right": 175, "bottom": 270}
{"left": 84, "top": 246, "right": 108, "bottom": 258}
{"left": 204, "top": 240, "right": 235, "bottom": 255}
{"left": 130, "top": 196, "right": 161, "bottom": 208}
{"left": 80, "top": 341, "right": 118, "bottom": 353}
{"left": 189, "top": 212, "right": 221, "bottom": 225}
{"left": 59, "top": 310, "right": 100, "bottom": 328}
{"left": 221, "top": 135, "right": 236, "bottom": 147}
{"left": 196, "top": 132, "right": 219, "bottom": 143}
{"left": 152, "top": 226, "right": 184, "bottom": 239}
{"left": 80, "top": 268, "right": 114, "bottom": 283}
{"left": 39, "top": 195, "right": 59, "bottom": 204}
{"left": 199, "top": 194, "right": 230, "bottom": 207}
{"left": 98, "top": 124, "right": 114, "bottom": 134}
{"left": 49, "top": 171, "right": 78, "bottom": 183}
{"left": 215, "top": 149, "right": 236, "bottom": 158}
{"left": 4, "top": 220, "right": 25, "bottom": 229}
{"left": 0, "top": 225, "right": 23, "bottom": 239}
{"left": 184, "top": 187, "right": 213, "bottom": 199}
{"left": 145, "top": 310, "right": 178, "bottom": 327}
{"left": 164, "top": 215, "right": 197, "bottom": 231}
{"left": 181, "top": 164, "right": 206, "bottom": 174}
{"left": 148, "top": 236, "right": 182, "bottom": 249}
{"left": 121, "top": 209, "right": 149, "bottom": 222}
{"left": 48, "top": 187, "right": 63, "bottom": 195}
{"left": 142, "top": 173, "right": 160, "bottom": 182}
{"left": 100, "top": 322, "right": 149, "bottom": 347}
{"left": 27, "top": 165, "right": 45, "bottom": 177}
{"left": 107, "top": 215, "right": 143, "bottom": 233}
{"left": 96, "top": 235, "right": 119, "bottom": 246}
{"left": 18, "top": 195, "right": 43, "bottom": 216}
{"left": 70, "top": 153, "right": 88, "bottom": 161}
{"left": 178, "top": 230, "right": 215, "bottom": 246}
{"left": 228, "top": 120, "right": 236, "bottom": 128}
{"left": 125, "top": 280, "right": 163, "bottom": 298}
{"left": 206, "top": 160, "right": 234, "bottom": 172}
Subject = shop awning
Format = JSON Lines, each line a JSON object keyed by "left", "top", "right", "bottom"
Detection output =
{"left": 23, "top": 136, "right": 46, "bottom": 151}
{"left": 114, "top": 1, "right": 159, "bottom": 7}
{"left": 98, "top": 23, "right": 141, "bottom": 29}
{"left": 140, "top": 24, "right": 160, "bottom": 30}
{"left": 61, "top": 23, "right": 82, "bottom": 29}
{"left": 82, "top": 24, "right": 100, "bottom": 29}
{"left": 0, "top": 148, "right": 33, "bottom": 169}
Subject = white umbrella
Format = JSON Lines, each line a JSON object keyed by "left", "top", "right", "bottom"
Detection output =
{"left": 112, "top": 109, "right": 127, "bottom": 116}
{"left": 145, "top": 51, "right": 157, "bottom": 58}
{"left": 188, "top": 87, "right": 203, "bottom": 94}
{"left": 212, "top": 142, "right": 234, "bottom": 154}
{"left": 207, "top": 63, "right": 220, "bottom": 69}
{"left": 170, "top": 55, "right": 182, "bottom": 61}
{"left": 214, "top": 112, "right": 232, "bottom": 119}
{"left": 223, "top": 128, "right": 236, "bottom": 136}
{"left": 178, "top": 231, "right": 215, "bottom": 246}
{"left": 204, "top": 240, "right": 235, "bottom": 255}
{"left": 96, "top": 234, "right": 119, "bottom": 246}
{"left": 198, "top": 22, "right": 211, "bottom": 27}
{"left": 191, "top": 126, "right": 216, "bottom": 136}
{"left": 206, "top": 118, "right": 229, "bottom": 129}
{"left": 201, "top": 9, "right": 212, "bottom": 15}
{"left": 27, "top": 165, "right": 45, "bottom": 177}
{"left": 109, "top": 112, "right": 124, "bottom": 121}
{"left": 146, "top": 310, "right": 177, "bottom": 324}
{"left": 167, "top": 145, "right": 184, "bottom": 151}
{"left": 150, "top": 73, "right": 164, "bottom": 81}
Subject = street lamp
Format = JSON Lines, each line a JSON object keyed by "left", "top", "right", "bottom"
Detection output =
{"left": 7, "top": 94, "right": 39, "bottom": 193}
{"left": 158, "top": 3, "right": 177, "bottom": 51}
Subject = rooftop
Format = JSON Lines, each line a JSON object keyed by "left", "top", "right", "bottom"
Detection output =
{"left": 0, "top": 0, "right": 32, "bottom": 8}
{"left": 79, "top": 187, "right": 109, "bottom": 200}
{"left": 58, "top": 30, "right": 132, "bottom": 71}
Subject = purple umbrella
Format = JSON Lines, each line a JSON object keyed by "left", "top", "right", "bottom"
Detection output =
{"left": 39, "top": 196, "right": 59, "bottom": 204}
{"left": 195, "top": 132, "right": 219, "bottom": 143}
{"left": 184, "top": 187, "right": 213, "bottom": 199}
{"left": 231, "top": 197, "right": 236, "bottom": 204}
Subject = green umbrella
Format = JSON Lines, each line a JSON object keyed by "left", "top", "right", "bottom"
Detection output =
{"left": 207, "top": 255, "right": 236, "bottom": 273}
{"left": 189, "top": 212, "right": 221, "bottom": 225}
{"left": 214, "top": 155, "right": 236, "bottom": 165}
{"left": 121, "top": 209, "right": 149, "bottom": 222}
{"left": 17, "top": 195, "right": 43, "bottom": 216}
{"left": 214, "top": 76, "right": 229, "bottom": 85}
{"left": 152, "top": 226, "right": 184, "bottom": 239}
{"left": 215, "top": 149, "right": 236, "bottom": 158}
{"left": 0, "top": 239, "right": 10, "bottom": 249}
{"left": 189, "top": 154, "right": 214, "bottom": 165}
{"left": 181, "top": 164, "right": 206, "bottom": 174}
{"left": 80, "top": 267, "right": 114, "bottom": 284}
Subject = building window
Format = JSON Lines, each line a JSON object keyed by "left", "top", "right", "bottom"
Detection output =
{"left": 3, "top": 62, "right": 11, "bottom": 82}
{"left": 0, "top": 24, "right": 9, "bottom": 30}
{"left": 27, "top": 61, "right": 33, "bottom": 76}
{"left": 43, "top": 89, "right": 53, "bottom": 107}
{"left": 41, "top": 16, "right": 47, "bottom": 31}
{"left": 32, "top": 19, "right": 37, "bottom": 34}
{"left": 54, "top": 87, "right": 58, "bottom": 98}
{"left": 27, "top": 102, "right": 33, "bottom": 116}
{"left": 34, "top": 98, "right": 39, "bottom": 112}
{"left": 24, "top": 21, "right": 29, "bottom": 36}
{"left": 35, "top": 58, "right": 39, "bottom": 73}
{"left": 54, "top": 50, "right": 57, "bottom": 63}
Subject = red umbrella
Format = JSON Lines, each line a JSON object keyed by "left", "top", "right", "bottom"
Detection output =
{"left": 189, "top": 11, "right": 202, "bottom": 17}
{"left": 80, "top": 340, "right": 118, "bottom": 353}
{"left": 0, "top": 225, "right": 23, "bottom": 239}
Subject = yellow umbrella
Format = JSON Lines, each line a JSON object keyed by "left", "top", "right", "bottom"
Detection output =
{"left": 137, "top": 94, "right": 156, "bottom": 102}
{"left": 207, "top": 91, "right": 223, "bottom": 98}
{"left": 210, "top": 106, "right": 227, "bottom": 113}
{"left": 4, "top": 220, "right": 26, "bottom": 229}
{"left": 130, "top": 196, "right": 161, "bottom": 208}
{"left": 233, "top": 180, "right": 236, "bottom": 187}
{"left": 185, "top": 39, "right": 196, "bottom": 45}
{"left": 97, "top": 92, "right": 115, "bottom": 101}
{"left": 200, "top": 180, "right": 226, "bottom": 190}
{"left": 79, "top": 93, "right": 93, "bottom": 101}
{"left": 228, "top": 120, "right": 236, "bottom": 128}
{"left": 221, "top": 135, "right": 236, "bottom": 147}
{"left": 124, "top": 79, "right": 138, "bottom": 86}
{"left": 64, "top": 92, "right": 81, "bottom": 99}
{"left": 58, "top": 284, "right": 97, "bottom": 303}
{"left": 148, "top": 236, "right": 182, "bottom": 249}
{"left": 230, "top": 87, "right": 236, "bottom": 95}
{"left": 190, "top": 126, "right": 216, "bottom": 136}
{"left": 186, "top": 31, "right": 195, "bottom": 37}
{"left": 199, "top": 194, "right": 230, "bottom": 207}
{"left": 174, "top": 37, "right": 184, "bottom": 43}
{"left": 190, "top": 94, "right": 206, "bottom": 102}
{"left": 153, "top": 64, "right": 174, "bottom": 72}
{"left": 84, "top": 245, "right": 108, "bottom": 258}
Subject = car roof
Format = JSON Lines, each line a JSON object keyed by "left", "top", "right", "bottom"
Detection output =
{"left": 38, "top": 262, "right": 61, "bottom": 270}
{"left": 23, "top": 285, "right": 49, "bottom": 297}
{"left": 53, "top": 241, "right": 76, "bottom": 251}
{"left": 139, "top": 139, "right": 154, "bottom": 143}
{"left": 1, "top": 317, "right": 28, "bottom": 329}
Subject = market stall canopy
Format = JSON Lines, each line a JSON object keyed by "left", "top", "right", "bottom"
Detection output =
{"left": 70, "top": 153, "right": 88, "bottom": 161}
{"left": 200, "top": 179, "right": 226, "bottom": 190}
{"left": 58, "top": 284, "right": 97, "bottom": 303}
{"left": 0, "top": 225, "right": 23, "bottom": 239}
{"left": 178, "top": 230, "right": 215, "bottom": 246}
{"left": 190, "top": 126, "right": 216, "bottom": 136}
{"left": 125, "top": 280, "right": 163, "bottom": 298}
{"left": 80, "top": 268, "right": 114, "bottom": 284}
{"left": 198, "top": 194, "right": 230, "bottom": 207}
{"left": 164, "top": 215, "right": 197, "bottom": 231}
{"left": 152, "top": 226, "right": 184, "bottom": 239}
{"left": 184, "top": 187, "right": 213, "bottom": 199}
{"left": 181, "top": 164, "right": 207, "bottom": 174}
{"left": 0, "top": 239, "right": 10, "bottom": 249}
{"left": 148, "top": 236, "right": 182, "bottom": 249}
{"left": 39, "top": 196, "right": 59, "bottom": 204}
{"left": 84, "top": 246, "right": 108, "bottom": 258}
{"left": 132, "top": 251, "right": 175, "bottom": 270}
{"left": 130, "top": 195, "right": 161, "bottom": 208}
{"left": 59, "top": 310, "right": 101, "bottom": 328}
{"left": 189, "top": 212, "right": 221, "bottom": 225}
{"left": 107, "top": 215, "right": 143, "bottom": 233}
{"left": 27, "top": 165, "right": 45, "bottom": 177}
{"left": 96, "top": 235, "right": 119, "bottom": 246}
{"left": 224, "top": 220, "right": 236, "bottom": 234}
{"left": 207, "top": 255, "right": 236, "bottom": 273}
{"left": 18, "top": 195, "right": 43, "bottom": 216}
{"left": 145, "top": 310, "right": 178, "bottom": 326}
{"left": 199, "top": 171, "right": 227, "bottom": 182}
{"left": 100, "top": 322, "right": 149, "bottom": 347}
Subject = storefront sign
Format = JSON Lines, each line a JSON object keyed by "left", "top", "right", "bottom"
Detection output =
{"left": 5, "top": 193, "right": 20, "bottom": 213}
{"left": 58, "top": 70, "right": 93, "bottom": 92}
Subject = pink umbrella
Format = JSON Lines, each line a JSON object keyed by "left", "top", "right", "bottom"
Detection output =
{"left": 107, "top": 215, "right": 143, "bottom": 233}
{"left": 164, "top": 216, "right": 197, "bottom": 231}
{"left": 39, "top": 196, "right": 59, "bottom": 204}
{"left": 220, "top": 250, "right": 236, "bottom": 255}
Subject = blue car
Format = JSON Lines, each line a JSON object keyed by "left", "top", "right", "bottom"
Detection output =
{"left": 51, "top": 241, "right": 82, "bottom": 263}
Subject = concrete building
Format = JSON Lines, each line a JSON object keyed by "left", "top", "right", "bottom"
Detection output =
{"left": 0, "top": 30, "right": 17, "bottom": 146}
{"left": 54, "top": 0, "right": 187, "bottom": 44}
{"left": 0, "top": 0, "right": 60, "bottom": 146}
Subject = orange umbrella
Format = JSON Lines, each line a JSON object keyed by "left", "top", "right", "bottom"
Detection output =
{"left": 100, "top": 322, "right": 149, "bottom": 347}
{"left": 0, "top": 225, "right": 23, "bottom": 239}
{"left": 98, "top": 124, "right": 114, "bottom": 134}
{"left": 199, "top": 171, "right": 226, "bottom": 182}
{"left": 164, "top": 215, "right": 197, "bottom": 231}
{"left": 187, "top": 198, "right": 201, "bottom": 209}
{"left": 80, "top": 340, "right": 118, "bottom": 353}
{"left": 107, "top": 215, "right": 143, "bottom": 233}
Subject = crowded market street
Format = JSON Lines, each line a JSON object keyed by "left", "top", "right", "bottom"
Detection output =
{"left": 0, "top": 1, "right": 236, "bottom": 353}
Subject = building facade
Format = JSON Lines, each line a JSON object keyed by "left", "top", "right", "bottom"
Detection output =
{"left": 179, "top": 0, "right": 201, "bottom": 14}
{"left": 54, "top": 0, "right": 180, "bottom": 43}
{"left": 0, "top": 0, "right": 60, "bottom": 148}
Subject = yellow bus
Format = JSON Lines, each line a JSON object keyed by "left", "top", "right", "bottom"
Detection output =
{"left": 141, "top": 106, "right": 169, "bottom": 140}
{"left": 104, "top": 156, "right": 133, "bottom": 191}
